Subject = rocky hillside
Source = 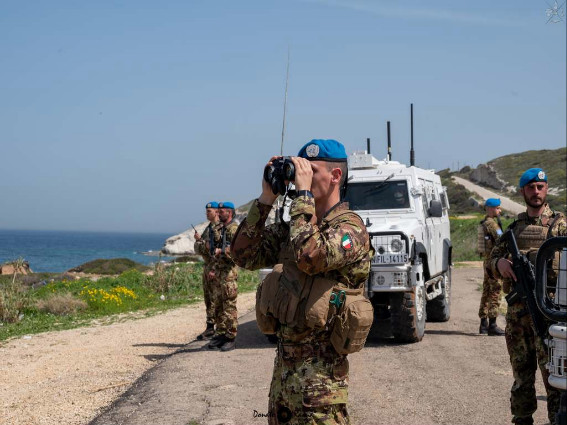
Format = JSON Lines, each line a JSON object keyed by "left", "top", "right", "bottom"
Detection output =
{"left": 458, "top": 147, "right": 566, "bottom": 212}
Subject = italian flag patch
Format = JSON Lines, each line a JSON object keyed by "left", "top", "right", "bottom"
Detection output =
{"left": 341, "top": 233, "right": 353, "bottom": 251}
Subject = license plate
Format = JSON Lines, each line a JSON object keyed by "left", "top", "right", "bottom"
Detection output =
{"left": 374, "top": 254, "right": 409, "bottom": 264}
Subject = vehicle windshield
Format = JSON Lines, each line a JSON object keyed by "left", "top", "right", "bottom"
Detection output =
{"left": 344, "top": 180, "right": 410, "bottom": 210}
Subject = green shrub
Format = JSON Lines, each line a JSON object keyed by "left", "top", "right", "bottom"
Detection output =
{"left": 67, "top": 258, "right": 150, "bottom": 275}
{"left": 0, "top": 259, "right": 31, "bottom": 323}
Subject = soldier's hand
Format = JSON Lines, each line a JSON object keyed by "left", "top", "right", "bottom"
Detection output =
{"left": 214, "top": 248, "right": 222, "bottom": 256}
{"left": 497, "top": 258, "right": 517, "bottom": 281}
{"left": 259, "top": 156, "right": 280, "bottom": 206}
{"left": 290, "top": 156, "right": 313, "bottom": 191}
{"left": 194, "top": 231, "right": 201, "bottom": 240}
{"left": 208, "top": 270, "right": 215, "bottom": 280}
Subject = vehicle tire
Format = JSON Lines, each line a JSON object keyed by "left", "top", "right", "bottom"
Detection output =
{"left": 391, "top": 286, "right": 426, "bottom": 343}
{"left": 426, "top": 268, "right": 451, "bottom": 322}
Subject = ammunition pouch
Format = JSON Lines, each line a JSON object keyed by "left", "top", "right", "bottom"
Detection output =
{"left": 255, "top": 264, "right": 336, "bottom": 332}
{"left": 505, "top": 289, "right": 521, "bottom": 306}
{"left": 330, "top": 287, "right": 374, "bottom": 355}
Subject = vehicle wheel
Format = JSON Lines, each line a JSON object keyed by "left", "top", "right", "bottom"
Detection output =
{"left": 391, "top": 286, "right": 426, "bottom": 343}
{"left": 426, "top": 268, "right": 451, "bottom": 322}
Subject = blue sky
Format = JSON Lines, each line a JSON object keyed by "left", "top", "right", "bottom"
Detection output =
{"left": 1, "top": 0, "right": 565, "bottom": 233}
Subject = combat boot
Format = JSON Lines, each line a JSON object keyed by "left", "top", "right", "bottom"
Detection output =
{"left": 479, "top": 318, "right": 488, "bottom": 334}
{"left": 512, "top": 415, "right": 533, "bottom": 425}
{"left": 208, "top": 334, "right": 227, "bottom": 349}
{"left": 197, "top": 323, "right": 215, "bottom": 340}
{"left": 220, "top": 338, "right": 236, "bottom": 352}
{"left": 488, "top": 318, "right": 505, "bottom": 336}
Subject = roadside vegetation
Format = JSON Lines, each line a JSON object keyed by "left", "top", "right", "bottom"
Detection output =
{"left": 0, "top": 260, "right": 259, "bottom": 342}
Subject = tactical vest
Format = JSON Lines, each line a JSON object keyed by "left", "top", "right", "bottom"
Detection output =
{"left": 255, "top": 209, "right": 374, "bottom": 354}
{"left": 512, "top": 212, "right": 563, "bottom": 264}
{"left": 477, "top": 220, "right": 493, "bottom": 256}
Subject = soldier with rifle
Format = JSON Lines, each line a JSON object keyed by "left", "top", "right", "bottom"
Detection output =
{"left": 193, "top": 201, "right": 221, "bottom": 340}
{"left": 477, "top": 197, "right": 505, "bottom": 335}
{"left": 207, "top": 201, "right": 239, "bottom": 352}
{"left": 490, "top": 168, "right": 566, "bottom": 425}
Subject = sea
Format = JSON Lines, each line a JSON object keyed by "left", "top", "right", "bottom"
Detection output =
{"left": 0, "top": 229, "right": 176, "bottom": 273}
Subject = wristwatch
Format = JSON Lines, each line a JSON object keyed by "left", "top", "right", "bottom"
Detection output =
{"left": 296, "top": 190, "right": 314, "bottom": 198}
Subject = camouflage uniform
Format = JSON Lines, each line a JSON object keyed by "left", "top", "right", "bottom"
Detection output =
{"left": 232, "top": 196, "right": 372, "bottom": 425}
{"left": 490, "top": 204, "right": 566, "bottom": 424}
{"left": 210, "top": 219, "right": 239, "bottom": 340}
{"left": 478, "top": 216, "right": 503, "bottom": 320}
{"left": 194, "top": 222, "right": 221, "bottom": 327}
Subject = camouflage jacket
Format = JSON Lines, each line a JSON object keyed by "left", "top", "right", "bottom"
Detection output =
{"left": 490, "top": 203, "right": 566, "bottom": 279}
{"left": 480, "top": 216, "right": 503, "bottom": 257}
{"left": 211, "top": 220, "right": 239, "bottom": 274}
{"left": 231, "top": 196, "right": 372, "bottom": 288}
{"left": 194, "top": 222, "right": 221, "bottom": 264}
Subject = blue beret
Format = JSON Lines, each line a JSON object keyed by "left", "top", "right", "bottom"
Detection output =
{"left": 485, "top": 198, "right": 501, "bottom": 207}
{"left": 297, "top": 139, "right": 347, "bottom": 162}
{"left": 205, "top": 201, "right": 219, "bottom": 209}
{"left": 519, "top": 168, "right": 547, "bottom": 188}
{"left": 219, "top": 201, "right": 235, "bottom": 209}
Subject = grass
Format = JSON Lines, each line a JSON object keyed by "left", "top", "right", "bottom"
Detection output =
{"left": 0, "top": 262, "right": 260, "bottom": 342}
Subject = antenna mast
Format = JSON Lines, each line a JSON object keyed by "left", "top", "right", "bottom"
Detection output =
{"left": 410, "top": 103, "right": 415, "bottom": 166}
{"left": 280, "top": 48, "right": 290, "bottom": 156}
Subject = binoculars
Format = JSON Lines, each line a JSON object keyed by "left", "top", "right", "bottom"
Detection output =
{"left": 263, "top": 157, "right": 296, "bottom": 196}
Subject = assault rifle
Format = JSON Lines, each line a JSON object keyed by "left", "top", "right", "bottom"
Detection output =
{"left": 501, "top": 229, "right": 548, "bottom": 341}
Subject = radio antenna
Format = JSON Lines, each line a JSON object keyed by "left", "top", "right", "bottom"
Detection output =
{"left": 280, "top": 47, "right": 290, "bottom": 156}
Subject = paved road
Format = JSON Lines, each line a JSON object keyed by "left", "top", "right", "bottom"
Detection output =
{"left": 90, "top": 267, "right": 551, "bottom": 425}
{"left": 452, "top": 176, "right": 525, "bottom": 215}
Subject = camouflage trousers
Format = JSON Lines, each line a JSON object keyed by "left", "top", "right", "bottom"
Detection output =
{"left": 505, "top": 302, "right": 560, "bottom": 424}
{"left": 478, "top": 260, "right": 502, "bottom": 319}
{"left": 202, "top": 267, "right": 214, "bottom": 325}
{"left": 268, "top": 343, "right": 349, "bottom": 425}
{"left": 210, "top": 269, "right": 238, "bottom": 340}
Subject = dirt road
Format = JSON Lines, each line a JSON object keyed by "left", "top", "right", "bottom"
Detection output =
{"left": 452, "top": 176, "right": 525, "bottom": 215}
{"left": 90, "top": 266, "right": 551, "bottom": 425}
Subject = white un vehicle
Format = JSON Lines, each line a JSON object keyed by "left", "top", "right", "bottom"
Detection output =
{"left": 344, "top": 151, "right": 452, "bottom": 343}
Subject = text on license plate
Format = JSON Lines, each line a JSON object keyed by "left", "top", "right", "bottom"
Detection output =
{"left": 374, "top": 254, "right": 409, "bottom": 264}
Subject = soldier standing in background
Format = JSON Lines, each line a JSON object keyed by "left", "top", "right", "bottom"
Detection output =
{"left": 231, "top": 139, "right": 373, "bottom": 424}
{"left": 490, "top": 168, "right": 566, "bottom": 425}
{"left": 477, "top": 198, "right": 505, "bottom": 336}
{"left": 194, "top": 201, "right": 220, "bottom": 340}
{"left": 207, "top": 201, "right": 239, "bottom": 352}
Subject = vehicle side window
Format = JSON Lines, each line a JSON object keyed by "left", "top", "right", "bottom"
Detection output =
{"left": 419, "top": 178, "right": 430, "bottom": 217}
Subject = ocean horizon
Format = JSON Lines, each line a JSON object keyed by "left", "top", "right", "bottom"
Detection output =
{"left": 0, "top": 229, "right": 176, "bottom": 273}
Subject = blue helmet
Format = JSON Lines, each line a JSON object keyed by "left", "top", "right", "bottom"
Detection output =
{"left": 519, "top": 168, "right": 547, "bottom": 188}
{"left": 297, "top": 139, "right": 347, "bottom": 162}
{"left": 219, "top": 201, "right": 235, "bottom": 210}
{"left": 485, "top": 198, "right": 501, "bottom": 207}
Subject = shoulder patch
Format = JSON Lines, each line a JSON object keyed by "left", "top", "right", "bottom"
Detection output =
{"left": 341, "top": 233, "right": 353, "bottom": 251}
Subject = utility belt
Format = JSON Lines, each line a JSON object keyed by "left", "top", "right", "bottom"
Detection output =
{"left": 256, "top": 265, "right": 373, "bottom": 355}
{"left": 277, "top": 341, "right": 337, "bottom": 361}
